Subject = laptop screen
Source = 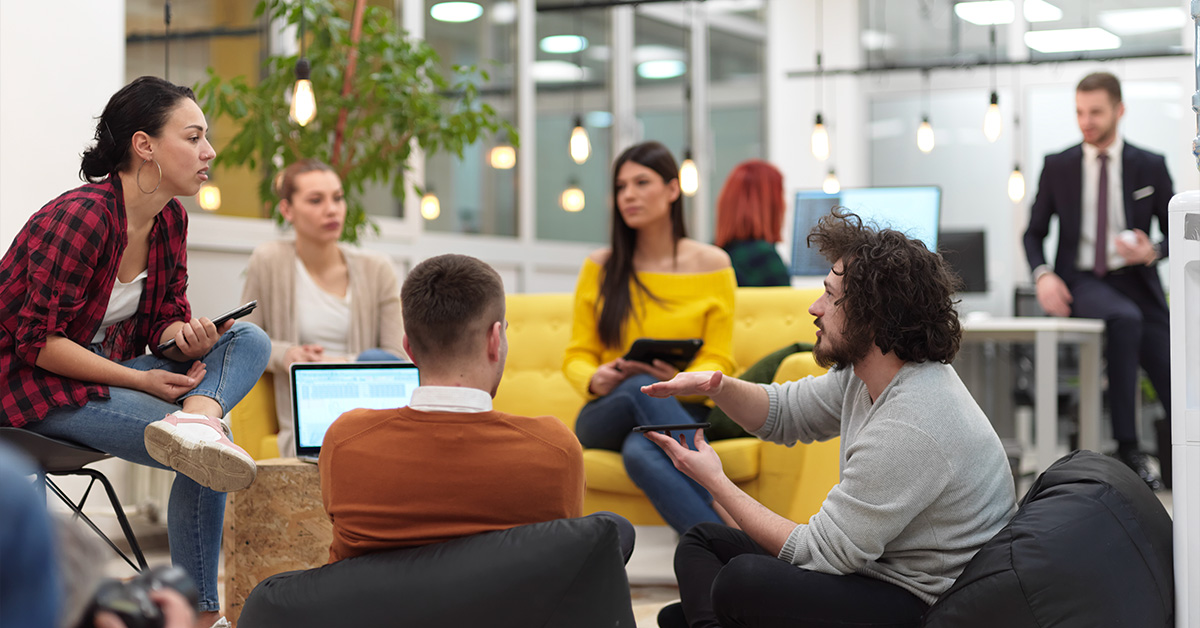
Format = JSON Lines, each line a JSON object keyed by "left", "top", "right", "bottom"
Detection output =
{"left": 290, "top": 362, "right": 420, "bottom": 459}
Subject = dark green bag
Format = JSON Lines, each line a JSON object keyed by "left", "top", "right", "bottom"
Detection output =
{"left": 706, "top": 342, "right": 813, "bottom": 441}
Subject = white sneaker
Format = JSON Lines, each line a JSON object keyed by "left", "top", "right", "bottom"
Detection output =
{"left": 144, "top": 411, "right": 257, "bottom": 492}
{"left": 210, "top": 618, "right": 232, "bottom": 628}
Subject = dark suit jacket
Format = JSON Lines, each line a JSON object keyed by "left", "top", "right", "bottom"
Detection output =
{"left": 1022, "top": 140, "right": 1172, "bottom": 299}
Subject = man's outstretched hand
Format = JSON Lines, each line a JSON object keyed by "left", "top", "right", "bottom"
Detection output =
{"left": 641, "top": 371, "right": 724, "bottom": 398}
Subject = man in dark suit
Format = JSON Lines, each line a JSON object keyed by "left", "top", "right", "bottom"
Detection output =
{"left": 1023, "top": 71, "right": 1172, "bottom": 490}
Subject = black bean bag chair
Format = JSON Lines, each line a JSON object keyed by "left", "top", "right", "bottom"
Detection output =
{"left": 921, "top": 450, "right": 1174, "bottom": 627}
{"left": 238, "top": 516, "right": 635, "bottom": 628}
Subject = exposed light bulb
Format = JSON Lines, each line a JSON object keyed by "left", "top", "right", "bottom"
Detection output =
{"left": 490, "top": 144, "right": 516, "bottom": 169}
{"left": 983, "top": 92, "right": 1002, "bottom": 143}
{"left": 291, "top": 58, "right": 317, "bottom": 127}
{"left": 420, "top": 191, "right": 441, "bottom": 220}
{"left": 560, "top": 182, "right": 585, "bottom": 212}
{"left": 811, "top": 113, "right": 830, "bottom": 161}
{"left": 679, "top": 152, "right": 699, "bottom": 197}
{"left": 917, "top": 117, "right": 935, "bottom": 153}
{"left": 822, "top": 170, "right": 840, "bottom": 195}
{"left": 1008, "top": 165, "right": 1026, "bottom": 202}
{"left": 569, "top": 116, "right": 591, "bottom": 164}
{"left": 197, "top": 182, "right": 222, "bottom": 211}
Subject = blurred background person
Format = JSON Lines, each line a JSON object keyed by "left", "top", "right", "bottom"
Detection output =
{"left": 714, "top": 159, "right": 790, "bottom": 288}
{"left": 241, "top": 159, "right": 406, "bottom": 457}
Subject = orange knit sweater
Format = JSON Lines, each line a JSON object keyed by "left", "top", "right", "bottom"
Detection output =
{"left": 319, "top": 406, "right": 585, "bottom": 563}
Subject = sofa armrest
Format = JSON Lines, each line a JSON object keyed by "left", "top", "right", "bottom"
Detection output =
{"left": 229, "top": 373, "right": 279, "bottom": 460}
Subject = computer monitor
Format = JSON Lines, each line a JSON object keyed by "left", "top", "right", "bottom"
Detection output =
{"left": 938, "top": 230, "right": 988, "bottom": 294}
{"left": 790, "top": 186, "right": 942, "bottom": 276}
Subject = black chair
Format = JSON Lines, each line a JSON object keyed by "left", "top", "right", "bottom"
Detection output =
{"left": 0, "top": 427, "right": 148, "bottom": 572}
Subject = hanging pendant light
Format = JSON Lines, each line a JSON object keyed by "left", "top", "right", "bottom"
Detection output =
{"left": 490, "top": 131, "right": 516, "bottom": 169}
{"left": 917, "top": 117, "right": 935, "bottom": 154}
{"left": 822, "top": 169, "right": 840, "bottom": 195}
{"left": 983, "top": 92, "right": 1002, "bottom": 143}
{"left": 569, "top": 115, "right": 591, "bottom": 164}
{"left": 290, "top": 3, "right": 317, "bottom": 127}
{"left": 917, "top": 70, "right": 934, "bottom": 153}
{"left": 560, "top": 180, "right": 585, "bottom": 212}
{"left": 679, "top": 149, "right": 699, "bottom": 197}
{"left": 1007, "top": 165, "right": 1026, "bottom": 203}
{"left": 197, "top": 181, "right": 222, "bottom": 211}
{"left": 420, "top": 189, "right": 441, "bottom": 220}
{"left": 811, "top": 113, "right": 830, "bottom": 162}
{"left": 982, "top": 25, "right": 1000, "bottom": 142}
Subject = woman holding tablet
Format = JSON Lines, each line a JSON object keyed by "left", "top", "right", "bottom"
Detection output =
{"left": 0, "top": 76, "right": 270, "bottom": 627}
{"left": 241, "top": 158, "right": 406, "bottom": 457}
{"left": 563, "top": 141, "right": 737, "bottom": 534}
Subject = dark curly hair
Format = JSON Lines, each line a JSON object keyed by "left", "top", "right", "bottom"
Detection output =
{"left": 806, "top": 208, "right": 963, "bottom": 364}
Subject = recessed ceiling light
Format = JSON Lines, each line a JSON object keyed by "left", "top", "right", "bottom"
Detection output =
{"left": 540, "top": 35, "right": 589, "bottom": 54}
{"left": 1024, "top": 27, "right": 1120, "bottom": 53}
{"left": 637, "top": 59, "right": 686, "bottom": 80}
{"left": 1098, "top": 7, "right": 1185, "bottom": 36}
{"left": 954, "top": 0, "right": 1061, "bottom": 26}
{"left": 532, "top": 60, "right": 588, "bottom": 83}
{"left": 430, "top": 2, "right": 483, "bottom": 23}
{"left": 491, "top": 2, "right": 516, "bottom": 24}
{"left": 633, "top": 45, "right": 684, "bottom": 64}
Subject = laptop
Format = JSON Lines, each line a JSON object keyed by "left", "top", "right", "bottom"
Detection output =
{"left": 290, "top": 362, "right": 421, "bottom": 462}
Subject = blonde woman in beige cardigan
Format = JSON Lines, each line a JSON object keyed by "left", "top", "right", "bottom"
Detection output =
{"left": 241, "top": 159, "right": 406, "bottom": 456}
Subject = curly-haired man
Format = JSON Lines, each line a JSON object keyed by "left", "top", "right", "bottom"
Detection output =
{"left": 644, "top": 209, "right": 1017, "bottom": 628}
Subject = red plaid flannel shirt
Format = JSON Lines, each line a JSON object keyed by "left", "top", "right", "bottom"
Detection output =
{"left": 0, "top": 177, "right": 191, "bottom": 427}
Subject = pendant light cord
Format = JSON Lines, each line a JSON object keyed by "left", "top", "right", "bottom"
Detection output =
{"left": 164, "top": 1, "right": 171, "bottom": 80}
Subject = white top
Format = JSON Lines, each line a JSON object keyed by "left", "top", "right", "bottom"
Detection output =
{"left": 294, "top": 258, "right": 351, "bottom": 356}
{"left": 92, "top": 269, "right": 148, "bottom": 344}
{"left": 409, "top": 386, "right": 493, "bottom": 413}
{"left": 1079, "top": 136, "right": 1127, "bottom": 273}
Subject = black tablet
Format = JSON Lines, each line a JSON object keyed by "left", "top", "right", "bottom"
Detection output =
{"left": 622, "top": 338, "right": 703, "bottom": 371}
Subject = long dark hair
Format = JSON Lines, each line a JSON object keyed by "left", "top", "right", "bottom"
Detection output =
{"left": 79, "top": 76, "right": 197, "bottom": 183}
{"left": 597, "top": 141, "right": 687, "bottom": 348}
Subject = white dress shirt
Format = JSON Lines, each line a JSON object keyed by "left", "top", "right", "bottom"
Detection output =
{"left": 1078, "top": 137, "right": 1127, "bottom": 273}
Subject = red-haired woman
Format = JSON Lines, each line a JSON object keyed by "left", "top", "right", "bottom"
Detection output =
{"left": 714, "top": 159, "right": 790, "bottom": 287}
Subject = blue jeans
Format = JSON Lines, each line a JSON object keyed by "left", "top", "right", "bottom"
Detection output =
{"left": 0, "top": 441, "right": 59, "bottom": 628}
{"left": 575, "top": 373, "right": 722, "bottom": 534}
{"left": 26, "top": 322, "right": 270, "bottom": 612}
{"left": 355, "top": 348, "right": 404, "bottom": 362}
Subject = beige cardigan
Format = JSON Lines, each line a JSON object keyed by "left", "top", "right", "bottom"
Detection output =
{"left": 240, "top": 240, "right": 406, "bottom": 456}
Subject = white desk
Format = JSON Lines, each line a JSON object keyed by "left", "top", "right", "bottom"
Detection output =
{"left": 961, "top": 317, "right": 1105, "bottom": 475}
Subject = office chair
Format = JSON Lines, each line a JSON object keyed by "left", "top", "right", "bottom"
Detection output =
{"left": 0, "top": 427, "right": 148, "bottom": 572}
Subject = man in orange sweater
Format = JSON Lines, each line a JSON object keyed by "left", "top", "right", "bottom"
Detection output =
{"left": 320, "top": 254, "right": 631, "bottom": 563}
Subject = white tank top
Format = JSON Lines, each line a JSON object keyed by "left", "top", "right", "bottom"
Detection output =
{"left": 294, "top": 258, "right": 351, "bottom": 357}
{"left": 92, "top": 269, "right": 148, "bottom": 344}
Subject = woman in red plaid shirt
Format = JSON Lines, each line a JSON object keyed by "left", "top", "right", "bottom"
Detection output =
{"left": 0, "top": 76, "right": 270, "bottom": 626}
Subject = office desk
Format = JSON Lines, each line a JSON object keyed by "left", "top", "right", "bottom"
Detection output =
{"left": 961, "top": 317, "right": 1104, "bottom": 475}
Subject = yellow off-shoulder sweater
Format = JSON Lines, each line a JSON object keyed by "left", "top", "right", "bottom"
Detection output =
{"left": 562, "top": 258, "right": 737, "bottom": 400}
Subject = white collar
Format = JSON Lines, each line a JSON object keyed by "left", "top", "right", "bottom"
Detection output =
{"left": 1083, "top": 135, "right": 1123, "bottom": 160}
{"left": 408, "top": 385, "right": 493, "bottom": 413}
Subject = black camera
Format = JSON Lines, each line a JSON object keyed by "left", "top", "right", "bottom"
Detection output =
{"left": 88, "top": 565, "right": 199, "bottom": 628}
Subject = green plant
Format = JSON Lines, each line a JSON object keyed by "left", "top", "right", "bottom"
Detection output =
{"left": 195, "top": 0, "right": 513, "bottom": 242}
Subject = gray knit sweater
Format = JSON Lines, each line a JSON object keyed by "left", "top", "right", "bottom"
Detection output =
{"left": 757, "top": 361, "right": 1016, "bottom": 605}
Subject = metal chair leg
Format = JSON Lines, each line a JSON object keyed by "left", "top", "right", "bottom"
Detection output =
{"left": 47, "top": 469, "right": 149, "bottom": 572}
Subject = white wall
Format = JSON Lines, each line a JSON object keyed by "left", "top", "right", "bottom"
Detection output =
{"left": 0, "top": 1, "right": 125, "bottom": 247}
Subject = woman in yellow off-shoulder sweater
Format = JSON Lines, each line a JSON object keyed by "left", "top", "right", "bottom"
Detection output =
{"left": 563, "top": 141, "right": 737, "bottom": 534}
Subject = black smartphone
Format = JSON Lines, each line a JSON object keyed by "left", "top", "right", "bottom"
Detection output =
{"left": 622, "top": 338, "right": 704, "bottom": 371}
{"left": 156, "top": 300, "right": 258, "bottom": 352}
{"left": 632, "top": 422, "right": 711, "bottom": 433}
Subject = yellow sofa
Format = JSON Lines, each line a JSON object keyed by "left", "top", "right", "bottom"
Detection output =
{"left": 229, "top": 286, "right": 841, "bottom": 526}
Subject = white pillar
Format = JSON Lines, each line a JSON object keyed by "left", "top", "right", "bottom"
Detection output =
{"left": 0, "top": 1, "right": 126, "bottom": 249}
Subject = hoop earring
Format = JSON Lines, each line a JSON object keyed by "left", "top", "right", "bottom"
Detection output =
{"left": 136, "top": 159, "right": 162, "bottom": 195}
